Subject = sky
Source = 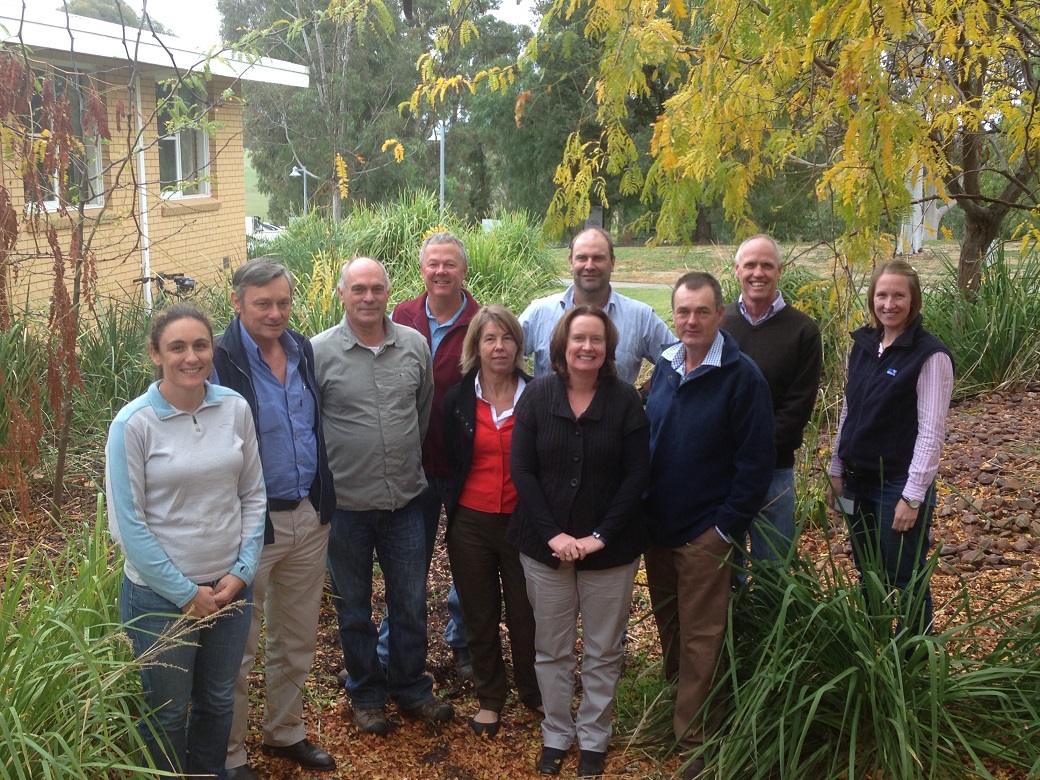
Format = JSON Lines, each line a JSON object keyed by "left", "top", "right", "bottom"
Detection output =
{"left": 135, "top": 0, "right": 539, "bottom": 49}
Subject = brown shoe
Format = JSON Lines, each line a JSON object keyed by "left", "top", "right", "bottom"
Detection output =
{"left": 353, "top": 706, "right": 389, "bottom": 736}
{"left": 400, "top": 697, "right": 454, "bottom": 724}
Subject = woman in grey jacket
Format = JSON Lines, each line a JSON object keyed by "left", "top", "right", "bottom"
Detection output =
{"left": 106, "top": 303, "right": 265, "bottom": 778}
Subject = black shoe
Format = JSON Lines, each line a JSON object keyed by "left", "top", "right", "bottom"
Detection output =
{"left": 225, "top": 766, "right": 260, "bottom": 780}
{"left": 261, "top": 738, "right": 336, "bottom": 771}
{"left": 453, "top": 646, "right": 474, "bottom": 681}
{"left": 400, "top": 697, "right": 455, "bottom": 724}
{"left": 682, "top": 757, "right": 706, "bottom": 780}
{"left": 577, "top": 749, "right": 606, "bottom": 777}
{"left": 536, "top": 746, "right": 567, "bottom": 775}
{"left": 468, "top": 715, "right": 500, "bottom": 737}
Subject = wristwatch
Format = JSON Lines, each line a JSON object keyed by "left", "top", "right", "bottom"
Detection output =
{"left": 901, "top": 496, "right": 922, "bottom": 510}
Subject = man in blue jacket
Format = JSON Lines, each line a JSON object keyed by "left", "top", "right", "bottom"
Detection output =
{"left": 213, "top": 258, "right": 336, "bottom": 779}
{"left": 643, "top": 271, "right": 775, "bottom": 779}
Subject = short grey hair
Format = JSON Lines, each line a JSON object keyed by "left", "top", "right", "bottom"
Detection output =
{"left": 420, "top": 232, "right": 467, "bottom": 268}
{"left": 232, "top": 257, "right": 294, "bottom": 299}
{"left": 734, "top": 234, "right": 782, "bottom": 266}
{"left": 338, "top": 257, "right": 391, "bottom": 290}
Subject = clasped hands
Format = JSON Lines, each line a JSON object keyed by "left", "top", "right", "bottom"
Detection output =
{"left": 549, "top": 532, "right": 605, "bottom": 562}
{"left": 181, "top": 573, "right": 246, "bottom": 618}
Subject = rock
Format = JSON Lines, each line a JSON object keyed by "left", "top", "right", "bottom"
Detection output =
{"left": 985, "top": 553, "right": 1003, "bottom": 565}
{"left": 960, "top": 549, "right": 986, "bottom": 564}
{"left": 963, "top": 514, "right": 979, "bottom": 525}
{"left": 977, "top": 473, "right": 995, "bottom": 485}
{"left": 1012, "top": 540, "right": 1031, "bottom": 553}
{"left": 940, "top": 544, "right": 958, "bottom": 556}
{"left": 1015, "top": 498, "right": 1036, "bottom": 512}
{"left": 1003, "top": 476, "right": 1023, "bottom": 491}
{"left": 978, "top": 462, "right": 1000, "bottom": 473}
{"left": 1015, "top": 514, "right": 1032, "bottom": 529}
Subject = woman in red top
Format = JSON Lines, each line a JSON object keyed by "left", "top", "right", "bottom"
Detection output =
{"left": 443, "top": 306, "right": 540, "bottom": 737}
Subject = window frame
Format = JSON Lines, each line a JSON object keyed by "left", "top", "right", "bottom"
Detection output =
{"left": 155, "top": 81, "right": 211, "bottom": 200}
{"left": 25, "top": 69, "right": 105, "bottom": 212}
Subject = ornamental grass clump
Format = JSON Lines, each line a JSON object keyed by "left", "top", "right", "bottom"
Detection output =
{"left": 925, "top": 249, "right": 1040, "bottom": 398}
{"left": 0, "top": 502, "right": 163, "bottom": 778}
{"left": 621, "top": 541, "right": 1040, "bottom": 779}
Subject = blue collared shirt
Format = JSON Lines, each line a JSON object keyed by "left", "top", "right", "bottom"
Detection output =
{"left": 662, "top": 330, "right": 724, "bottom": 384}
{"left": 426, "top": 294, "right": 467, "bottom": 357}
{"left": 737, "top": 290, "right": 786, "bottom": 325}
{"left": 239, "top": 322, "right": 318, "bottom": 501}
{"left": 519, "top": 285, "right": 675, "bottom": 384}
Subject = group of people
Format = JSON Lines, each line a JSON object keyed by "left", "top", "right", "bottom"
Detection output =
{"left": 105, "top": 227, "right": 953, "bottom": 780}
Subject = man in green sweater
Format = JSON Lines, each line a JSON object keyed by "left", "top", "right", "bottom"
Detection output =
{"left": 720, "top": 235, "right": 823, "bottom": 564}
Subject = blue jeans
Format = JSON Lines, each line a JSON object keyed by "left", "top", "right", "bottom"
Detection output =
{"left": 748, "top": 467, "right": 797, "bottom": 564}
{"left": 121, "top": 577, "right": 252, "bottom": 779}
{"left": 377, "top": 476, "right": 468, "bottom": 667}
{"left": 327, "top": 500, "right": 434, "bottom": 709}
{"left": 841, "top": 472, "right": 935, "bottom": 634}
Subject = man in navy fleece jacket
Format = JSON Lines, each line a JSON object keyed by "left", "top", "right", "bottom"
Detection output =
{"left": 643, "top": 271, "right": 774, "bottom": 778}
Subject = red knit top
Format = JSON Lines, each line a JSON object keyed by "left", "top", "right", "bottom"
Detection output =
{"left": 457, "top": 398, "right": 518, "bottom": 514}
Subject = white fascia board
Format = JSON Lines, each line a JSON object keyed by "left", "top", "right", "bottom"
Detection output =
{"left": 0, "top": 3, "right": 308, "bottom": 88}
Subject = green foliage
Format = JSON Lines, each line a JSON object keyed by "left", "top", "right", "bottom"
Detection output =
{"left": 0, "top": 506, "right": 160, "bottom": 778}
{"left": 925, "top": 250, "right": 1040, "bottom": 398}
{"left": 254, "top": 193, "right": 560, "bottom": 336}
{"left": 623, "top": 547, "right": 1040, "bottom": 778}
{"left": 72, "top": 298, "right": 155, "bottom": 449}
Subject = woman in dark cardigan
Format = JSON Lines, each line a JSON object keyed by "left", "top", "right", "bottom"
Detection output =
{"left": 443, "top": 305, "right": 540, "bottom": 738}
{"left": 508, "top": 305, "right": 650, "bottom": 778}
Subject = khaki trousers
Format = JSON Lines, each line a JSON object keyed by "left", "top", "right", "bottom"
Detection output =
{"left": 645, "top": 528, "right": 733, "bottom": 750}
{"left": 226, "top": 501, "right": 330, "bottom": 769}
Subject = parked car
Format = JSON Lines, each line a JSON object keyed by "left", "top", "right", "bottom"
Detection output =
{"left": 245, "top": 216, "right": 284, "bottom": 252}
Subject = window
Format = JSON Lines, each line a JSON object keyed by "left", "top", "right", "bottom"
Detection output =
{"left": 24, "top": 72, "right": 104, "bottom": 210}
{"left": 155, "top": 82, "right": 210, "bottom": 198}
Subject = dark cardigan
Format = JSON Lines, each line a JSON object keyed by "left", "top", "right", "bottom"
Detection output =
{"left": 442, "top": 366, "right": 532, "bottom": 524}
{"left": 507, "top": 374, "right": 650, "bottom": 570}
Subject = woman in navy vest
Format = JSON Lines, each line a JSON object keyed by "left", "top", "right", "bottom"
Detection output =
{"left": 827, "top": 260, "right": 953, "bottom": 635}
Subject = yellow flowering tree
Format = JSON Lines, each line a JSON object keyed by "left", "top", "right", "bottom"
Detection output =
{"left": 414, "top": 0, "right": 1040, "bottom": 290}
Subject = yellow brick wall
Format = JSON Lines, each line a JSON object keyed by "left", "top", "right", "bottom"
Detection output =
{"left": 1, "top": 55, "right": 250, "bottom": 313}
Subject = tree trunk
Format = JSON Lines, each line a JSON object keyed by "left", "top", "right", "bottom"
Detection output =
{"left": 692, "top": 208, "right": 713, "bottom": 244}
{"left": 958, "top": 209, "right": 1001, "bottom": 293}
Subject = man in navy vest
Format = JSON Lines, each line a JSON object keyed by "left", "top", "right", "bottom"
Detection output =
{"left": 214, "top": 258, "right": 336, "bottom": 779}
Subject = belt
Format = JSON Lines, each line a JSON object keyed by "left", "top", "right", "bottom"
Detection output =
{"left": 268, "top": 498, "right": 304, "bottom": 512}
{"left": 843, "top": 464, "right": 905, "bottom": 483}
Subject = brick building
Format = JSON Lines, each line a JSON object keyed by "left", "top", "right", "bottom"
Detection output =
{"left": 0, "top": 5, "right": 307, "bottom": 310}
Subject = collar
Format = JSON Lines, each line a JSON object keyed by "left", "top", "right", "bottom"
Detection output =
{"left": 663, "top": 331, "right": 725, "bottom": 377}
{"left": 147, "top": 380, "right": 222, "bottom": 419}
{"left": 238, "top": 320, "right": 299, "bottom": 366}
{"left": 425, "top": 291, "right": 468, "bottom": 328}
{"left": 737, "top": 290, "right": 786, "bottom": 324}
{"left": 560, "top": 285, "right": 619, "bottom": 312}
{"left": 339, "top": 314, "right": 395, "bottom": 350}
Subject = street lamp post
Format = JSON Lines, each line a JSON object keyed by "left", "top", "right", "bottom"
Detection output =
{"left": 427, "top": 121, "right": 445, "bottom": 222}
{"left": 290, "top": 164, "right": 319, "bottom": 215}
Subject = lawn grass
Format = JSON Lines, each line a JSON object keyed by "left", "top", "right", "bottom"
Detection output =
{"left": 549, "top": 241, "right": 964, "bottom": 287}
{"left": 244, "top": 152, "right": 269, "bottom": 220}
